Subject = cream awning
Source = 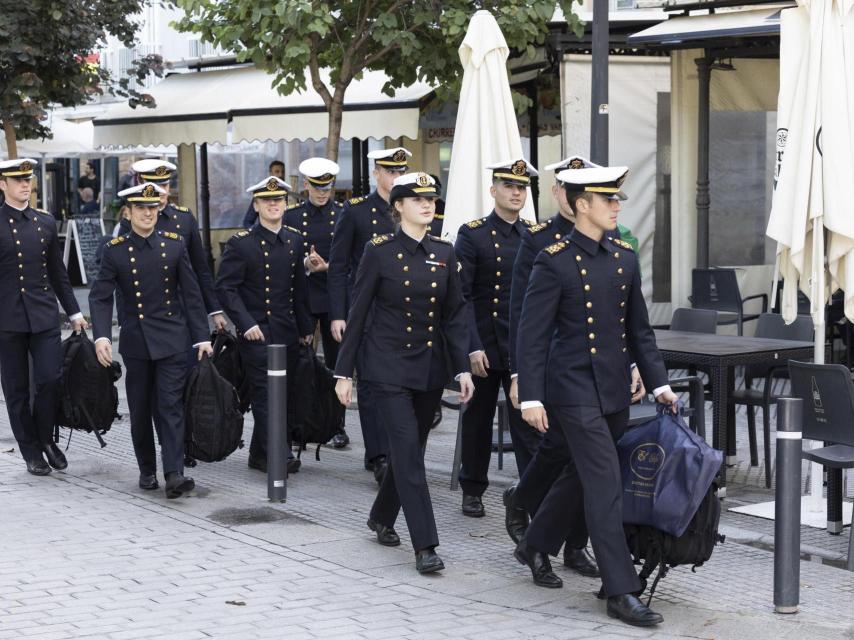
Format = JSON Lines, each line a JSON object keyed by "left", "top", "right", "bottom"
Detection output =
{"left": 94, "top": 65, "right": 434, "bottom": 148}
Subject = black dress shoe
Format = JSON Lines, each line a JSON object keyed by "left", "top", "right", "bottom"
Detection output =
{"left": 331, "top": 430, "right": 349, "bottom": 449}
{"left": 287, "top": 458, "right": 301, "bottom": 474}
{"left": 415, "top": 548, "right": 445, "bottom": 574}
{"left": 367, "top": 519, "right": 401, "bottom": 546}
{"left": 502, "top": 484, "right": 529, "bottom": 543}
{"left": 138, "top": 473, "right": 159, "bottom": 491}
{"left": 164, "top": 472, "right": 195, "bottom": 499}
{"left": 373, "top": 458, "right": 388, "bottom": 485}
{"left": 42, "top": 442, "right": 68, "bottom": 470}
{"left": 606, "top": 594, "right": 663, "bottom": 627}
{"left": 461, "top": 494, "right": 485, "bottom": 518}
{"left": 564, "top": 546, "right": 600, "bottom": 578}
{"left": 514, "top": 539, "right": 562, "bottom": 588}
{"left": 248, "top": 453, "right": 267, "bottom": 473}
{"left": 26, "top": 456, "right": 51, "bottom": 476}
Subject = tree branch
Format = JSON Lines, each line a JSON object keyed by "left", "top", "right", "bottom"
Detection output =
{"left": 308, "top": 34, "right": 333, "bottom": 109}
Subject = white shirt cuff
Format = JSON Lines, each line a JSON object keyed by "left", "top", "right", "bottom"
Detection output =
{"left": 334, "top": 375, "right": 352, "bottom": 380}
{"left": 192, "top": 341, "right": 212, "bottom": 349}
{"left": 520, "top": 401, "right": 543, "bottom": 410}
{"left": 244, "top": 324, "right": 259, "bottom": 334}
{"left": 510, "top": 373, "right": 518, "bottom": 379}
{"left": 69, "top": 312, "right": 83, "bottom": 322}
{"left": 454, "top": 372, "right": 470, "bottom": 381}
{"left": 94, "top": 337, "right": 111, "bottom": 345}
{"left": 653, "top": 385, "right": 673, "bottom": 398}
{"left": 207, "top": 310, "right": 223, "bottom": 317}
{"left": 468, "top": 350, "right": 484, "bottom": 357}
{"left": 630, "top": 362, "right": 637, "bottom": 369}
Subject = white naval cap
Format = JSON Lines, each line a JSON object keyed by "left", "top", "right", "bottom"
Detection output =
{"left": 545, "top": 155, "right": 602, "bottom": 173}
{"left": 132, "top": 159, "right": 177, "bottom": 184}
{"left": 485, "top": 158, "right": 539, "bottom": 185}
{"left": 0, "top": 158, "right": 37, "bottom": 178}
{"left": 367, "top": 147, "right": 412, "bottom": 169}
{"left": 246, "top": 176, "right": 293, "bottom": 198}
{"left": 556, "top": 165, "right": 630, "bottom": 201}
{"left": 389, "top": 172, "right": 440, "bottom": 202}
{"left": 118, "top": 182, "right": 166, "bottom": 205}
{"left": 298, "top": 157, "right": 340, "bottom": 189}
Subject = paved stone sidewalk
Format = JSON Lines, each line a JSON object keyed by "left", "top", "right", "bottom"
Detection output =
{"left": 2, "top": 397, "right": 854, "bottom": 639}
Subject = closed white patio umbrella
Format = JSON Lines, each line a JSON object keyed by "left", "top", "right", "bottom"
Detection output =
{"left": 442, "top": 10, "right": 534, "bottom": 238}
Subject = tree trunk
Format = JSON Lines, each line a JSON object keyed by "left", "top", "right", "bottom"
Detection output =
{"left": 326, "top": 96, "right": 344, "bottom": 162}
{"left": 2, "top": 115, "right": 18, "bottom": 159}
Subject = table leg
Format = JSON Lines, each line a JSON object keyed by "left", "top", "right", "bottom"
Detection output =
{"left": 827, "top": 466, "right": 844, "bottom": 534}
{"left": 711, "top": 364, "right": 729, "bottom": 497}
{"left": 726, "top": 368, "right": 737, "bottom": 464}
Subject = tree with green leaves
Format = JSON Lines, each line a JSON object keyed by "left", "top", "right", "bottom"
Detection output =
{"left": 174, "top": 1, "right": 579, "bottom": 160}
{"left": 0, "top": 1, "right": 166, "bottom": 158}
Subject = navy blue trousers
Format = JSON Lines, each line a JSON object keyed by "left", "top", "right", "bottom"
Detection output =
{"left": 356, "top": 349, "right": 389, "bottom": 463}
{"left": 124, "top": 353, "right": 188, "bottom": 476}
{"left": 458, "top": 368, "right": 540, "bottom": 496}
{"left": 0, "top": 328, "right": 62, "bottom": 462}
{"left": 369, "top": 383, "right": 443, "bottom": 552}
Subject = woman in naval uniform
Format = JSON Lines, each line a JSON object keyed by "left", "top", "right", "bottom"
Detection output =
{"left": 334, "top": 172, "right": 474, "bottom": 574}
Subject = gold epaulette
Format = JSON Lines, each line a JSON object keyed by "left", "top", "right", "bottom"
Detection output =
{"left": 371, "top": 233, "right": 393, "bottom": 246}
{"left": 544, "top": 240, "right": 568, "bottom": 256}
{"left": 284, "top": 225, "right": 301, "bottom": 235}
{"left": 465, "top": 218, "right": 484, "bottom": 229}
{"left": 171, "top": 204, "right": 190, "bottom": 212}
{"left": 232, "top": 230, "right": 251, "bottom": 240}
{"left": 610, "top": 237, "right": 634, "bottom": 251}
{"left": 286, "top": 202, "right": 302, "bottom": 210}
{"left": 433, "top": 213, "right": 444, "bottom": 219}
{"left": 108, "top": 236, "right": 127, "bottom": 246}
{"left": 429, "top": 234, "right": 451, "bottom": 244}
{"left": 522, "top": 219, "right": 534, "bottom": 226}
{"left": 35, "top": 208, "right": 53, "bottom": 217}
{"left": 160, "top": 231, "right": 181, "bottom": 241}
{"left": 347, "top": 196, "right": 366, "bottom": 206}
{"left": 529, "top": 221, "right": 550, "bottom": 234}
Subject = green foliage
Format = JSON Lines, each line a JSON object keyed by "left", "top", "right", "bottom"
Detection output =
{"left": 174, "top": 0, "right": 581, "bottom": 157}
{"left": 0, "top": 0, "right": 167, "bottom": 150}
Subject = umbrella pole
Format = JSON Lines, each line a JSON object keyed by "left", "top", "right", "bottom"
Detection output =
{"left": 806, "top": 221, "right": 825, "bottom": 514}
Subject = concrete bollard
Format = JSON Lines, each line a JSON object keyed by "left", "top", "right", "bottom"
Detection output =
{"left": 267, "top": 344, "right": 288, "bottom": 502}
{"left": 774, "top": 396, "right": 802, "bottom": 614}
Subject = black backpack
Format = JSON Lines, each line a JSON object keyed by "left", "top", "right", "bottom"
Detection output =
{"left": 184, "top": 356, "right": 244, "bottom": 463}
{"left": 291, "top": 344, "right": 345, "bottom": 460}
{"left": 210, "top": 331, "right": 251, "bottom": 414}
{"left": 55, "top": 330, "right": 122, "bottom": 447}
{"left": 624, "top": 483, "right": 726, "bottom": 604}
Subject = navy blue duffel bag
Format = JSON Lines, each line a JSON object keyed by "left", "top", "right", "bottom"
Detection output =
{"left": 617, "top": 403, "right": 722, "bottom": 537}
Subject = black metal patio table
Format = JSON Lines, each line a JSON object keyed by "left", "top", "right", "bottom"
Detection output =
{"left": 654, "top": 330, "right": 816, "bottom": 497}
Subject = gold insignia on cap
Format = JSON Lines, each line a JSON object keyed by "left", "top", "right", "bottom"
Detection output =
{"left": 19, "top": 161, "right": 32, "bottom": 172}
{"left": 318, "top": 173, "right": 332, "bottom": 182}
{"left": 569, "top": 159, "right": 584, "bottom": 169}
{"left": 416, "top": 173, "right": 431, "bottom": 187}
{"left": 266, "top": 178, "right": 279, "bottom": 191}
{"left": 142, "top": 184, "right": 156, "bottom": 198}
{"left": 511, "top": 160, "right": 527, "bottom": 176}
{"left": 392, "top": 149, "right": 407, "bottom": 162}
{"left": 155, "top": 165, "right": 168, "bottom": 177}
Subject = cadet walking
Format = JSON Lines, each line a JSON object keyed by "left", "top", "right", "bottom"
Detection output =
{"left": 216, "top": 177, "right": 314, "bottom": 475}
{"left": 516, "top": 165, "right": 677, "bottom": 627}
{"left": 284, "top": 157, "right": 349, "bottom": 449}
{"left": 90, "top": 183, "right": 212, "bottom": 498}
{"left": 328, "top": 147, "right": 411, "bottom": 483}
{"left": 0, "top": 158, "right": 87, "bottom": 475}
{"left": 334, "top": 173, "right": 473, "bottom": 574}
{"left": 453, "top": 158, "right": 542, "bottom": 518}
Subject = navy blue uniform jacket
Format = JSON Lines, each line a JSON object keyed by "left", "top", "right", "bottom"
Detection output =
{"left": 334, "top": 230, "right": 469, "bottom": 391}
{"left": 454, "top": 211, "right": 533, "bottom": 371}
{"left": 283, "top": 199, "right": 342, "bottom": 316}
{"left": 327, "top": 191, "right": 394, "bottom": 321}
{"left": 89, "top": 230, "right": 209, "bottom": 360}
{"left": 119, "top": 203, "right": 219, "bottom": 314}
{"left": 215, "top": 224, "right": 313, "bottom": 346}
{"left": 508, "top": 213, "right": 576, "bottom": 374}
{"left": 0, "top": 204, "right": 80, "bottom": 332}
{"left": 517, "top": 230, "right": 668, "bottom": 415}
